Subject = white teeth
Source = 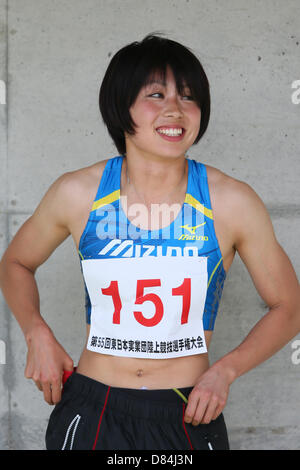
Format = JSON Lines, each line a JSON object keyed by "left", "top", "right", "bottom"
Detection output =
{"left": 157, "top": 128, "right": 183, "bottom": 136}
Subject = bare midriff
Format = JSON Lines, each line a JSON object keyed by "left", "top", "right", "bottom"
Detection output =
{"left": 76, "top": 325, "right": 213, "bottom": 389}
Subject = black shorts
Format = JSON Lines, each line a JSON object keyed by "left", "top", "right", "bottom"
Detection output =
{"left": 45, "top": 371, "right": 230, "bottom": 450}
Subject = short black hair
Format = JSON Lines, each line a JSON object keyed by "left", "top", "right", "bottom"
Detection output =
{"left": 99, "top": 33, "right": 210, "bottom": 155}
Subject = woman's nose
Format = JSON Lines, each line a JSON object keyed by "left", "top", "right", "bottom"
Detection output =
{"left": 163, "top": 95, "right": 184, "bottom": 117}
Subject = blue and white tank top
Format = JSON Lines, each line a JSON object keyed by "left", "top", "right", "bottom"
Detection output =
{"left": 78, "top": 155, "right": 226, "bottom": 359}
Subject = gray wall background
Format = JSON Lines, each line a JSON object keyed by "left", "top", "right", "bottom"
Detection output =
{"left": 0, "top": 0, "right": 299, "bottom": 450}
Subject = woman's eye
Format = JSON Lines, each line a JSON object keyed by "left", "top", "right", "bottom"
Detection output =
{"left": 148, "top": 93, "right": 194, "bottom": 100}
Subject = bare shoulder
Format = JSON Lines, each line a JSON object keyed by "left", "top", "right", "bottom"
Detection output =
{"left": 206, "top": 164, "right": 261, "bottom": 205}
{"left": 53, "top": 159, "right": 108, "bottom": 227}
{"left": 57, "top": 159, "right": 108, "bottom": 200}
{"left": 205, "top": 164, "right": 273, "bottom": 248}
{"left": 0, "top": 159, "right": 109, "bottom": 271}
{"left": 205, "top": 164, "right": 247, "bottom": 225}
{"left": 48, "top": 158, "right": 110, "bottom": 250}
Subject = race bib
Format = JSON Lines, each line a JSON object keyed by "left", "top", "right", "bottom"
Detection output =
{"left": 81, "top": 256, "right": 208, "bottom": 359}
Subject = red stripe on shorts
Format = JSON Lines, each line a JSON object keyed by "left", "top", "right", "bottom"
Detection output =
{"left": 182, "top": 404, "right": 194, "bottom": 450}
{"left": 92, "top": 386, "right": 111, "bottom": 450}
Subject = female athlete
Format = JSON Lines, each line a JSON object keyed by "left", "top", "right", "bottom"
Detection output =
{"left": 0, "top": 34, "right": 299, "bottom": 450}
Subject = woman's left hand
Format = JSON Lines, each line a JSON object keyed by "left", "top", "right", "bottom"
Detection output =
{"left": 184, "top": 363, "right": 234, "bottom": 425}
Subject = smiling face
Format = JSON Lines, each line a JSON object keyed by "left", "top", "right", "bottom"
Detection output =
{"left": 125, "top": 66, "right": 201, "bottom": 160}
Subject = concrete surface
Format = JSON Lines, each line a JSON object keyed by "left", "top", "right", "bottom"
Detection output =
{"left": 0, "top": 0, "right": 299, "bottom": 450}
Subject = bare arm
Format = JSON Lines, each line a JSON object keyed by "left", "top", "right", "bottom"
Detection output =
{"left": 184, "top": 181, "right": 300, "bottom": 425}
{"left": 0, "top": 172, "right": 76, "bottom": 404}
{"left": 214, "top": 182, "right": 300, "bottom": 378}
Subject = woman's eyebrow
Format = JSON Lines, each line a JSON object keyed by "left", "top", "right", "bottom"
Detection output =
{"left": 146, "top": 79, "right": 190, "bottom": 88}
{"left": 146, "top": 79, "right": 166, "bottom": 86}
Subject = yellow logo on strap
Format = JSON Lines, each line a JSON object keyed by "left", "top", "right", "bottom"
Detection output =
{"left": 180, "top": 223, "right": 206, "bottom": 235}
{"left": 178, "top": 223, "right": 208, "bottom": 241}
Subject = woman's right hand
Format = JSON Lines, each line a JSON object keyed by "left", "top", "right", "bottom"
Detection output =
{"left": 24, "top": 322, "right": 74, "bottom": 405}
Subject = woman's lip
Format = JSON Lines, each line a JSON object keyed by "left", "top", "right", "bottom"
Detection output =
{"left": 156, "top": 126, "right": 185, "bottom": 131}
{"left": 156, "top": 128, "right": 186, "bottom": 141}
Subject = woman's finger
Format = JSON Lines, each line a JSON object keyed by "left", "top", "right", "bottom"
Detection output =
{"left": 186, "top": 391, "right": 211, "bottom": 425}
{"left": 211, "top": 403, "right": 225, "bottom": 421}
{"left": 184, "top": 389, "right": 201, "bottom": 423}
{"left": 34, "top": 380, "right": 43, "bottom": 391}
{"left": 200, "top": 395, "right": 219, "bottom": 424}
{"left": 50, "top": 378, "right": 62, "bottom": 405}
{"left": 42, "top": 381, "right": 53, "bottom": 405}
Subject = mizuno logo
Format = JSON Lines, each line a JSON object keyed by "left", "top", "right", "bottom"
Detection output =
{"left": 98, "top": 239, "right": 200, "bottom": 257}
{"left": 180, "top": 223, "right": 206, "bottom": 234}
{"left": 178, "top": 222, "right": 208, "bottom": 241}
